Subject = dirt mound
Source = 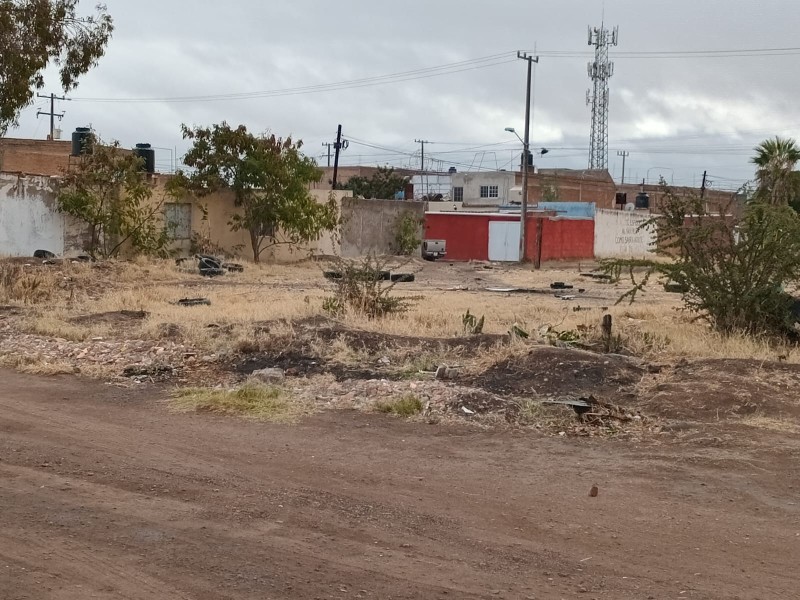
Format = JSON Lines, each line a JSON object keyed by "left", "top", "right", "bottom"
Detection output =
{"left": 640, "top": 358, "right": 800, "bottom": 420}
{"left": 470, "top": 345, "right": 644, "bottom": 399}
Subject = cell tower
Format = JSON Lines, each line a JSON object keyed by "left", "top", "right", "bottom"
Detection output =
{"left": 586, "top": 23, "right": 618, "bottom": 170}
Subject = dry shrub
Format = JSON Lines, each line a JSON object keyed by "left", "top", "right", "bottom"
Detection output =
{"left": 375, "top": 394, "right": 423, "bottom": 417}
{"left": 0, "top": 264, "right": 55, "bottom": 305}
{"left": 171, "top": 384, "right": 305, "bottom": 422}
{"left": 323, "top": 255, "right": 416, "bottom": 319}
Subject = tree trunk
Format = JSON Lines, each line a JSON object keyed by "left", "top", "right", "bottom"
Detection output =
{"left": 249, "top": 228, "right": 260, "bottom": 263}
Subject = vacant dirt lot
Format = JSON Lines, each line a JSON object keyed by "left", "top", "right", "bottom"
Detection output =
{"left": 2, "top": 369, "right": 799, "bottom": 600}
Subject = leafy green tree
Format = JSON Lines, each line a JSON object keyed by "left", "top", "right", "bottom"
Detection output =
{"left": 57, "top": 136, "right": 171, "bottom": 258}
{"left": 0, "top": 1, "right": 113, "bottom": 134}
{"left": 751, "top": 136, "right": 800, "bottom": 206}
{"left": 604, "top": 183, "right": 800, "bottom": 338}
{"left": 177, "top": 122, "right": 338, "bottom": 263}
{"left": 343, "top": 166, "right": 409, "bottom": 199}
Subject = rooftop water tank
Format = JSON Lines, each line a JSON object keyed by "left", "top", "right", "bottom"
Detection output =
{"left": 134, "top": 143, "right": 156, "bottom": 174}
{"left": 635, "top": 191, "right": 650, "bottom": 209}
{"left": 71, "top": 127, "right": 92, "bottom": 156}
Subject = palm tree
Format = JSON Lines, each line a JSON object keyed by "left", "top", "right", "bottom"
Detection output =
{"left": 751, "top": 136, "right": 800, "bottom": 206}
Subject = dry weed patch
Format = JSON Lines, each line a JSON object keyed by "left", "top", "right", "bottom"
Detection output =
{"left": 171, "top": 384, "right": 305, "bottom": 422}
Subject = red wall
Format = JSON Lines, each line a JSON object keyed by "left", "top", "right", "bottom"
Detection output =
{"left": 424, "top": 213, "right": 595, "bottom": 262}
{"left": 528, "top": 218, "right": 596, "bottom": 261}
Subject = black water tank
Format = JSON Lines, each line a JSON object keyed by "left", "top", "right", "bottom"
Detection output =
{"left": 635, "top": 191, "right": 650, "bottom": 209}
{"left": 134, "top": 143, "right": 156, "bottom": 174}
{"left": 71, "top": 127, "right": 92, "bottom": 156}
{"left": 448, "top": 166, "right": 457, "bottom": 174}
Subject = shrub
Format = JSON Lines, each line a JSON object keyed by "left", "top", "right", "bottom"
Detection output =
{"left": 394, "top": 211, "right": 422, "bottom": 255}
{"left": 322, "top": 255, "right": 416, "bottom": 319}
{"left": 376, "top": 394, "right": 423, "bottom": 417}
{"left": 603, "top": 183, "right": 800, "bottom": 338}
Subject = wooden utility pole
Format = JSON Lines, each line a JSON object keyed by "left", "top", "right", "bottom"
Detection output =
{"left": 700, "top": 170, "right": 708, "bottom": 199}
{"left": 322, "top": 142, "right": 333, "bottom": 167}
{"left": 617, "top": 150, "right": 629, "bottom": 184}
{"left": 414, "top": 139, "right": 428, "bottom": 171}
{"left": 332, "top": 125, "right": 344, "bottom": 189}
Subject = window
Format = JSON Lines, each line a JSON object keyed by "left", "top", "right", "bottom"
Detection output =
{"left": 480, "top": 185, "right": 499, "bottom": 199}
{"left": 453, "top": 186, "right": 464, "bottom": 202}
{"left": 164, "top": 203, "right": 191, "bottom": 239}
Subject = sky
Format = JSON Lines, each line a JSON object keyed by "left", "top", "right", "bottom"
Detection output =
{"left": 10, "top": 0, "right": 800, "bottom": 191}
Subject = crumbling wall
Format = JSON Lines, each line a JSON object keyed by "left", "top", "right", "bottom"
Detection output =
{"left": 339, "top": 198, "right": 425, "bottom": 257}
{"left": 0, "top": 173, "right": 65, "bottom": 256}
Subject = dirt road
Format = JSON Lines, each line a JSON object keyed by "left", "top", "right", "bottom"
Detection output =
{"left": 1, "top": 370, "right": 798, "bottom": 599}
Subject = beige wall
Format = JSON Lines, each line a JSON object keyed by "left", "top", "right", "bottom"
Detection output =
{"left": 339, "top": 198, "right": 425, "bottom": 257}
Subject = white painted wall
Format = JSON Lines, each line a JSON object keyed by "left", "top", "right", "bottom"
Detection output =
{"left": 0, "top": 174, "right": 64, "bottom": 256}
{"left": 452, "top": 171, "right": 517, "bottom": 206}
{"left": 594, "top": 209, "right": 655, "bottom": 258}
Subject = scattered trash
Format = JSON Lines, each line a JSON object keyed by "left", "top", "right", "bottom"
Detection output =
{"left": 249, "top": 367, "right": 285, "bottom": 383}
{"left": 580, "top": 273, "right": 613, "bottom": 281}
{"left": 176, "top": 298, "right": 211, "bottom": 307}
{"left": 122, "top": 364, "right": 174, "bottom": 378}
{"left": 435, "top": 365, "right": 461, "bottom": 381}
{"left": 197, "top": 255, "right": 225, "bottom": 277}
{"left": 33, "top": 249, "right": 56, "bottom": 259}
{"left": 664, "top": 282, "right": 688, "bottom": 293}
{"left": 550, "top": 282, "right": 574, "bottom": 290}
{"left": 323, "top": 270, "right": 342, "bottom": 280}
{"left": 222, "top": 262, "right": 244, "bottom": 273}
{"left": 461, "top": 406, "right": 476, "bottom": 415}
{"left": 378, "top": 356, "right": 391, "bottom": 365}
{"left": 556, "top": 294, "right": 576, "bottom": 301}
{"left": 390, "top": 273, "right": 415, "bottom": 282}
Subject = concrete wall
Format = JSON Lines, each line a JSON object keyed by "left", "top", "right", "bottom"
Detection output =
{"left": 0, "top": 173, "right": 68, "bottom": 256}
{"left": 340, "top": 198, "right": 425, "bottom": 257}
{"left": 594, "top": 209, "right": 655, "bottom": 258}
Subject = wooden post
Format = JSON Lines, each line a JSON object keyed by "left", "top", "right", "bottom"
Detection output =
{"left": 602, "top": 314, "right": 613, "bottom": 353}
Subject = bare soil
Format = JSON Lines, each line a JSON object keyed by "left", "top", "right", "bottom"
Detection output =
{"left": 2, "top": 369, "right": 800, "bottom": 600}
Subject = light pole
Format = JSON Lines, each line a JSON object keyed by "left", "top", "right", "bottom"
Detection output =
{"left": 505, "top": 127, "right": 529, "bottom": 262}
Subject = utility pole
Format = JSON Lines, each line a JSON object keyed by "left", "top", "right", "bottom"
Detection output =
{"left": 414, "top": 139, "right": 428, "bottom": 171}
{"left": 518, "top": 51, "right": 539, "bottom": 264}
{"left": 322, "top": 142, "right": 333, "bottom": 167}
{"left": 700, "top": 170, "right": 708, "bottom": 199}
{"left": 586, "top": 23, "right": 618, "bottom": 170}
{"left": 616, "top": 150, "right": 629, "bottom": 184}
{"left": 331, "top": 125, "right": 348, "bottom": 189}
{"left": 36, "top": 92, "right": 67, "bottom": 140}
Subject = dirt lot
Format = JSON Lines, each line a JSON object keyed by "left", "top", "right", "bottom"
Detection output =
{"left": 2, "top": 370, "right": 799, "bottom": 600}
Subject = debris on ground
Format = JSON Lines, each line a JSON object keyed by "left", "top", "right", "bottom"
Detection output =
{"left": 33, "top": 249, "right": 56, "bottom": 259}
{"left": 249, "top": 367, "right": 285, "bottom": 383}
{"left": 176, "top": 298, "right": 211, "bottom": 307}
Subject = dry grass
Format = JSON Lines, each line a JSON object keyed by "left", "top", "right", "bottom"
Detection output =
{"left": 3, "top": 257, "right": 799, "bottom": 367}
{"left": 736, "top": 414, "right": 800, "bottom": 434}
{"left": 0, "top": 353, "right": 77, "bottom": 375}
{"left": 375, "top": 394, "right": 423, "bottom": 417}
{"left": 170, "top": 383, "right": 306, "bottom": 422}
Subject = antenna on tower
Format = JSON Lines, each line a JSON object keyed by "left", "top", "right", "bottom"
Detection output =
{"left": 586, "top": 22, "right": 619, "bottom": 170}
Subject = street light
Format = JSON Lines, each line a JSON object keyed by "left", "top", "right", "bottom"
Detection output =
{"left": 505, "top": 126, "right": 530, "bottom": 263}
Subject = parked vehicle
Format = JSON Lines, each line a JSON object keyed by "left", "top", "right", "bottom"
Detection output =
{"left": 421, "top": 239, "right": 447, "bottom": 261}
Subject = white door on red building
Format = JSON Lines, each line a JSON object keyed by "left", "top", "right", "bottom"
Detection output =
{"left": 488, "top": 221, "right": 520, "bottom": 261}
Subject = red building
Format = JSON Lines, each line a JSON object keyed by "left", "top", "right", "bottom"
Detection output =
{"left": 424, "top": 212, "right": 595, "bottom": 262}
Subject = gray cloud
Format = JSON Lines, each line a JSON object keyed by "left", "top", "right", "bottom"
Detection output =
{"left": 11, "top": 0, "right": 800, "bottom": 188}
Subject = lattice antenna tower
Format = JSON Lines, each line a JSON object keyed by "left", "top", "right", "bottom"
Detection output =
{"left": 586, "top": 22, "right": 618, "bottom": 170}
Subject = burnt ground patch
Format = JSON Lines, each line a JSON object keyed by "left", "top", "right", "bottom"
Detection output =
{"left": 468, "top": 345, "right": 645, "bottom": 399}
{"left": 70, "top": 310, "right": 148, "bottom": 326}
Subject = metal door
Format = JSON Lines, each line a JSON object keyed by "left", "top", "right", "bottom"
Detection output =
{"left": 488, "top": 221, "right": 520, "bottom": 261}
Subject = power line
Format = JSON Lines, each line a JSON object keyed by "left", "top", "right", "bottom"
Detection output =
{"left": 71, "top": 52, "right": 519, "bottom": 104}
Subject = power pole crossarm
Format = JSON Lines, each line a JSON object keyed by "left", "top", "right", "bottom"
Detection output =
{"left": 617, "top": 150, "right": 629, "bottom": 184}
{"left": 36, "top": 92, "right": 67, "bottom": 140}
{"left": 414, "top": 139, "right": 428, "bottom": 171}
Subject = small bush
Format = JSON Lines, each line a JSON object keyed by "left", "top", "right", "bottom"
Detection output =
{"left": 323, "top": 255, "right": 415, "bottom": 319}
{"left": 376, "top": 394, "right": 423, "bottom": 417}
{"left": 462, "top": 309, "right": 485, "bottom": 335}
{"left": 394, "top": 211, "right": 422, "bottom": 255}
{"left": 0, "top": 264, "right": 53, "bottom": 305}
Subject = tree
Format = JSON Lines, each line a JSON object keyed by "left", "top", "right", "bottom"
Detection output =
{"left": 0, "top": 1, "right": 113, "bottom": 135}
{"left": 57, "top": 136, "right": 171, "bottom": 258}
{"left": 603, "top": 183, "right": 800, "bottom": 338}
{"left": 751, "top": 136, "right": 800, "bottom": 206}
{"left": 177, "top": 122, "right": 338, "bottom": 263}
{"left": 343, "top": 166, "right": 409, "bottom": 199}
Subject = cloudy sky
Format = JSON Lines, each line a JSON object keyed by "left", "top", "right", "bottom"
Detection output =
{"left": 11, "top": 0, "right": 800, "bottom": 190}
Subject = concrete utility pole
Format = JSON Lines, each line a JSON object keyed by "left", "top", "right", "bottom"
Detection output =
{"left": 414, "top": 139, "right": 428, "bottom": 171}
{"left": 518, "top": 51, "right": 539, "bottom": 264}
{"left": 36, "top": 92, "right": 67, "bottom": 140}
{"left": 617, "top": 150, "right": 629, "bottom": 183}
{"left": 332, "top": 125, "right": 343, "bottom": 189}
{"left": 700, "top": 170, "right": 708, "bottom": 199}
